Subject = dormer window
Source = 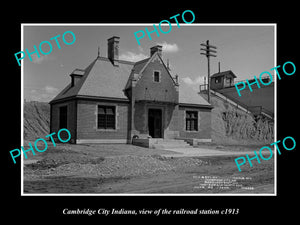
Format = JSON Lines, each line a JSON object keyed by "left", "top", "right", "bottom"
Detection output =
{"left": 153, "top": 71, "right": 160, "bottom": 82}
{"left": 70, "top": 69, "right": 84, "bottom": 87}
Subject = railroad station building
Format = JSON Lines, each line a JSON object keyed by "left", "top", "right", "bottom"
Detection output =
{"left": 49, "top": 36, "right": 212, "bottom": 146}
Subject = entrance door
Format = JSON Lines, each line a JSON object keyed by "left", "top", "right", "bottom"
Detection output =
{"left": 148, "top": 109, "right": 162, "bottom": 138}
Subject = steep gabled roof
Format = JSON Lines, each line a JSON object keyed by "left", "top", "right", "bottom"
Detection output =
{"left": 136, "top": 52, "right": 178, "bottom": 86}
{"left": 50, "top": 54, "right": 211, "bottom": 107}
{"left": 124, "top": 57, "right": 149, "bottom": 91}
{"left": 124, "top": 52, "right": 178, "bottom": 91}
{"left": 77, "top": 57, "right": 134, "bottom": 99}
{"left": 50, "top": 58, "right": 98, "bottom": 102}
{"left": 50, "top": 57, "right": 134, "bottom": 103}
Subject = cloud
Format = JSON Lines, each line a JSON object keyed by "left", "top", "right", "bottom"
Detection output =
{"left": 27, "top": 85, "right": 59, "bottom": 102}
{"left": 138, "top": 45, "right": 144, "bottom": 52}
{"left": 31, "top": 54, "right": 54, "bottom": 64}
{"left": 181, "top": 77, "right": 194, "bottom": 85}
{"left": 45, "top": 85, "right": 58, "bottom": 94}
{"left": 157, "top": 41, "right": 179, "bottom": 53}
{"left": 182, "top": 76, "right": 203, "bottom": 85}
{"left": 119, "top": 51, "right": 148, "bottom": 62}
{"left": 119, "top": 42, "right": 178, "bottom": 62}
{"left": 181, "top": 76, "right": 205, "bottom": 91}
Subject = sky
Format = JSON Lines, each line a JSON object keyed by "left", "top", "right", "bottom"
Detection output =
{"left": 22, "top": 24, "right": 275, "bottom": 102}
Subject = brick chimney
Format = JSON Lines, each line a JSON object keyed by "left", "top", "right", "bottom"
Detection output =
{"left": 107, "top": 36, "right": 120, "bottom": 66}
{"left": 150, "top": 45, "right": 162, "bottom": 57}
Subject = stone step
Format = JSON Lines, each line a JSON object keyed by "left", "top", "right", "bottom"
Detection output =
{"left": 153, "top": 144, "right": 193, "bottom": 149}
{"left": 153, "top": 139, "right": 188, "bottom": 144}
{"left": 151, "top": 139, "right": 193, "bottom": 149}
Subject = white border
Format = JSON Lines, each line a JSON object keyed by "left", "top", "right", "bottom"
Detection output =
{"left": 21, "top": 23, "right": 277, "bottom": 197}
{"left": 273, "top": 24, "right": 277, "bottom": 196}
{"left": 21, "top": 24, "right": 24, "bottom": 195}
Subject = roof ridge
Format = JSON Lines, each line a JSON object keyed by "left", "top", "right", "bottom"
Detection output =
{"left": 96, "top": 56, "right": 136, "bottom": 65}
{"left": 211, "top": 70, "right": 237, "bottom": 78}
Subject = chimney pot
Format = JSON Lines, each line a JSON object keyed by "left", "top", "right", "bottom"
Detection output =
{"left": 150, "top": 45, "right": 162, "bottom": 57}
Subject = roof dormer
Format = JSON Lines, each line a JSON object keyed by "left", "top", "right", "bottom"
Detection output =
{"left": 70, "top": 69, "right": 85, "bottom": 87}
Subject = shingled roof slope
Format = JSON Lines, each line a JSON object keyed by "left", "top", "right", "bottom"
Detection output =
{"left": 179, "top": 81, "right": 211, "bottom": 106}
{"left": 50, "top": 56, "right": 211, "bottom": 107}
{"left": 77, "top": 57, "right": 134, "bottom": 99}
{"left": 50, "top": 58, "right": 98, "bottom": 102}
{"left": 50, "top": 57, "right": 134, "bottom": 102}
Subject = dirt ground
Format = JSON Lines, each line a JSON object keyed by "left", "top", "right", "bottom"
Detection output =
{"left": 23, "top": 143, "right": 275, "bottom": 194}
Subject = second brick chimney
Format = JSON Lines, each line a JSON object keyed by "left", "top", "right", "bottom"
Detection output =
{"left": 150, "top": 45, "right": 162, "bottom": 57}
{"left": 107, "top": 36, "right": 120, "bottom": 66}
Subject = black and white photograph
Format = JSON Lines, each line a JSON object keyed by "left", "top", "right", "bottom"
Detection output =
{"left": 4, "top": 5, "right": 298, "bottom": 221}
{"left": 21, "top": 24, "right": 275, "bottom": 195}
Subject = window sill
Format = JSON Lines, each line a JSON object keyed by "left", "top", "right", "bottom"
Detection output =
{"left": 185, "top": 130, "right": 199, "bottom": 132}
{"left": 96, "top": 128, "right": 117, "bottom": 132}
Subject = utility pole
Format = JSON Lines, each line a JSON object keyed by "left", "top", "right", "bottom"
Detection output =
{"left": 200, "top": 40, "right": 217, "bottom": 103}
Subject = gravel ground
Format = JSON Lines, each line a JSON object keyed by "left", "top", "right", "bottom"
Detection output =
{"left": 24, "top": 155, "right": 207, "bottom": 180}
{"left": 23, "top": 144, "right": 207, "bottom": 181}
{"left": 23, "top": 143, "right": 274, "bottom": 193}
